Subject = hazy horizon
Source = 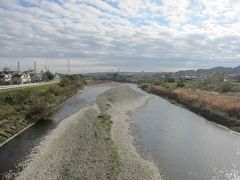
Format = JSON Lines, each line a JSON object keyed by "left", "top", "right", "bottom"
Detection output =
{"left": 0, "top": 58, "right": 239, "bottom": 74}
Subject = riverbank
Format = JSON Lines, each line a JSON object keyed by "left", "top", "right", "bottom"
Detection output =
{"left": 102, "top": 77, "right": 240, "bottom": 133}
{"left": 0, "top": 75, "right": 85, "bottom": 145}
{"left": 141, "top": 84, "right": 240, "bottom": 133}
{"left": 6, "top": 85, "right": 161, "bottom": 179}
{"left": 8, "top": 104, "right": 117, "bottom": 179}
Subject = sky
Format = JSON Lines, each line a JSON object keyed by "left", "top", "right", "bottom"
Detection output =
{"left": 0, "top": 0, "right": 240, "bottom": 73}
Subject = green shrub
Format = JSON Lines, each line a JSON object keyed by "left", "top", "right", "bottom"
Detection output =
{"left": 97, "top": 114, "right": 112, "bottom": 133}
{"left": 2, "top": 94, "right": 14, "bottom": 104}
{"left": 14, "top": 90, "right": 29, "bottom": 104}
{"left": 139, "top": 84, "right": 149, "bottom": 90}
{"left": 25, "top": 103, "right": 47, "bottom": 121}
{"left": 59, "top": 74, "right": 85, "bottom": 88}
{"left": 176, "top": 79, "right": 185, "bottom": 88}
{"left": 47, "top": 86, "right": 62, "bottom": 96}
{"left": 165, "top": 76, "right": 175, "bottom": 83}
{"left": 217, "top": 82, "right": 233, "bottom": 93}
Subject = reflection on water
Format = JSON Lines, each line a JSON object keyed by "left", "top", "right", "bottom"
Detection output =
{"left": 0, "top": 120, "right": 56, "bottom": 175}
{"left": 1, "top": 83, "right": 240, "bottom": 179}
{"left": 0, "top": 85, "right": 115, "bottom": 176}
{"left": 131, "top": 95, "right": 240, "bottom": 180}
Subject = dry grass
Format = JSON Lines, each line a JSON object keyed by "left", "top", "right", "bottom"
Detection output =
{"left": 172, "top": 88, "right": 240, "bottom": 119}
{"left": 152, "top": 86, "right": 240, "bottom": 119}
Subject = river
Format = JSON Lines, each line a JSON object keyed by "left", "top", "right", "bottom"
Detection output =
{"left": 0, "top": 83, "right": 240, "bottom": 179}
{"left": 0, "top": 84, "right": 115, "bottom": 176}
{"left": 131, "top": 88, "right": 240, "bottom": 180}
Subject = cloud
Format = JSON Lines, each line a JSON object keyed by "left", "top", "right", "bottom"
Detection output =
{"left": 0, "top": 0, "right": 239, "bottom": 72}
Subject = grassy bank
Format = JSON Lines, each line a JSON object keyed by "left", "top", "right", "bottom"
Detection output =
{"left": 98, "top": 76, "right": 240, "bottom": 133}
{"left": 140, "top": 78, "right": 240, "bottom": 133}
{"left": 0, "top": 75, "right": 85, "bottom": 144}
{"left": 143, "top": 85, "right": 240, "bottom": 132}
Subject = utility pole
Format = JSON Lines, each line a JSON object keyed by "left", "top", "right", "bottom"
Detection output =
{"left": 17, "top": 61, "right": 20, "bottom": 72}
{"left": 34, "top": 61, "right": 37, "bottom": 73}
{"left": 67, "top": 59, "right": 70, "bottom": 75}
{"left": 44, "top": 63, "right": 49, "bottom": 82}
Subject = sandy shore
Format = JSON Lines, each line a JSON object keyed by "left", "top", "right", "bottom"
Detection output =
{"left": 9, "top": 84, "right": 161, "bottom": 179}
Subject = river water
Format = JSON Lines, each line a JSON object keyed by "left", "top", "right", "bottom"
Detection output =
{"left": 0, "top": 84, "right": 115, "bottom": 176}
{"left": 1, "top": 83, "right": 240, "bottom": 180}
{"left": 131, "top": 90, "right": 240, "bottom": 180}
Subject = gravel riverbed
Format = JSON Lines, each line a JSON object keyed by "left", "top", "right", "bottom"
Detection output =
{"left": 7, "top": 85, "right": 161, "bottom": 179}
{"left": 97, "top": 86, "right": 161, "bottom": 180}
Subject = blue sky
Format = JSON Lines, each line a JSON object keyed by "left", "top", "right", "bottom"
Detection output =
{"left": 0, "top": 0, "right": 239, "bottom": 73}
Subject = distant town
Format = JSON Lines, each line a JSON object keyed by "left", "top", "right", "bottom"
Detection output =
{"left": 87, "top": 65, "right": 240, "bottom": 82}
{"left": 0, "top": 61, "right": 59, "bottom": 85}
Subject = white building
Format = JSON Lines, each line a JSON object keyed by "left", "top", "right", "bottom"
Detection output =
{"left": 0, "top": 72, "right": 12, "bottom": 82}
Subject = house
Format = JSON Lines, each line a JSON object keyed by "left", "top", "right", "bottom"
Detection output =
{"left": 11, "top": 72, "right": 31, "bottom": 84}
{"left": 54, "top": 73, "right": 60, "bottom": 80}
{"left": 0, "top": 71, "right": 12, "bottom": 82}
{"left": 31, "top": 73, "right": 43, "bottom": 82}
{"left": 28, "top": 70, "right": 43, "bottom": 82}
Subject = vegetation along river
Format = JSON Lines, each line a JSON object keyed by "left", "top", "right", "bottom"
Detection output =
{"left": 0, "top": 84, "right": 115, "bottom": 177}
{"left": 0, "top": 83, "right": 240, "bottom": 179}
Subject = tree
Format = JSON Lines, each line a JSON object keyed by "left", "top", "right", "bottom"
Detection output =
{"left": 59, "top": 74, "right": 85, "bottom": 88}
{"left": 3, "top": 67, "right": 10, "bottom": 73}
{"left": 43, "top": 70, "right": 54, "bottom": 81}
{"left": 165, "top": 74, "right": 175, "bottom": 83}
{"left": 176, "top": 79, "right": 185, "bottom": 88}
{"left": 206, "top": 72, "right": 225, "bottom": 83}
{"left": 218, "top": 82, "right": 233, "bottom": 93}
{"left": 112, "top": 73, "right": 119, "bottom": 78}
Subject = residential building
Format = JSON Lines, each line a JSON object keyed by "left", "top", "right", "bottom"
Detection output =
{"left": 11, "top": 72, "right": 31, "bottom": 84}
{"left": 28, "top": 69, "right": 43, "bottom": 82}
{"left": 0, "top": 72, "right": 12, "bottom": 82}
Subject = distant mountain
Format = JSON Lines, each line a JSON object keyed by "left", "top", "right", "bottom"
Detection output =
{"left": 175, "top": 65, "right": 240, "bottom": 76}
{"left": 85, "top": 65, "right": 240, "bottom": 78}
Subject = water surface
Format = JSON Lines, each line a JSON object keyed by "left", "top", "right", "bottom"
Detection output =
{"left": 1, "top": 83, "right": 240, "bottom": 180}
{"left": 131, "top": 94, "right": 240, "bottom": 180}
{"left": 0, "top": 84, "right": 115, "bottom": 176}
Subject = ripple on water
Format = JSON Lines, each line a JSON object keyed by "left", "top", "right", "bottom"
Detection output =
{"left": 131, "top": 95, "right": 240, "bottom": 180}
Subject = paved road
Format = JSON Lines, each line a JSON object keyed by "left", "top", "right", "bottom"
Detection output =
{"left": 0, "top": 80, "right": 58, "bottom": 91}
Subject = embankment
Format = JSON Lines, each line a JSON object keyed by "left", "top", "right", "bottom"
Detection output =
{"left": 0, "top": 75, "right": 85, "bottom": 145}
{"left": 141, "top": 85, "right": 240, "bottom": 133}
